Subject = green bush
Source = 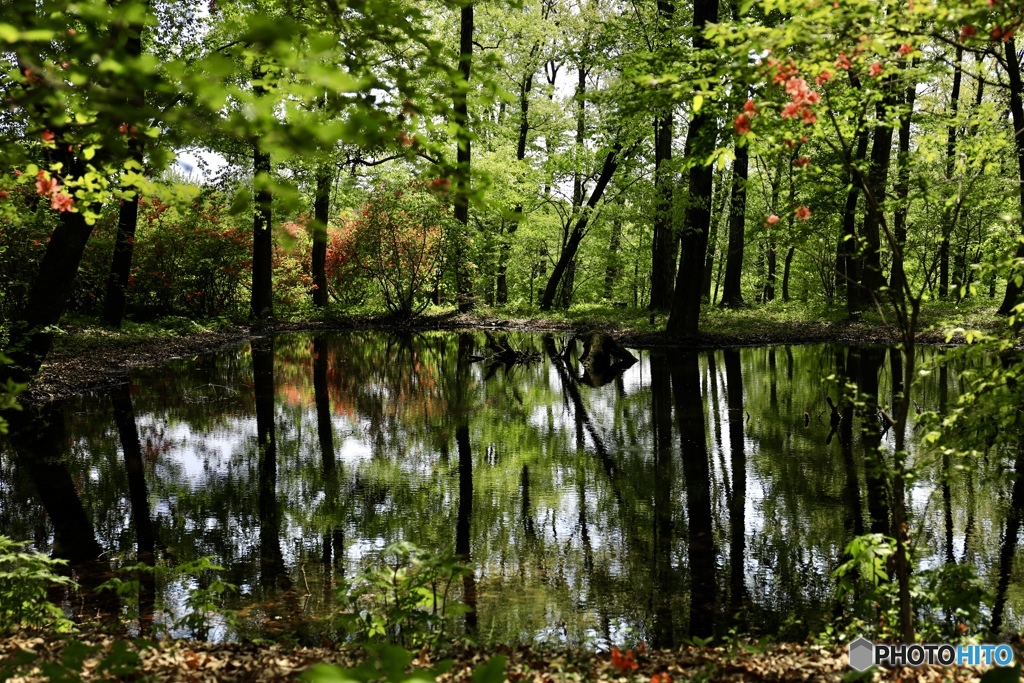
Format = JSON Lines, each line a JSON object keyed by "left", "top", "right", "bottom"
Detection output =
{"left": 0, "top": 535, "right": 76, "bottom": 635}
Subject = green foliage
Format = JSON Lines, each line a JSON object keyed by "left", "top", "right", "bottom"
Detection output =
{"left": 832, "top": 533, "right": 991, "bottom": 642}
{"left": 98, "top": 556, "right": 237, "bottom": 639}
{"left": 342, "top": 181, "right": 456, "bottom": 315}
{"left": 0, "top": 536, "right": 76, "bottom": 635}
{"left": 333, "top": 542, "right": 472, "bottom": 648}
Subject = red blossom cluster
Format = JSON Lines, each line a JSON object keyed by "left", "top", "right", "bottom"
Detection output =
{"left": 34, "top": 170, "right": 74, "bottom": 212}
{"left": 610, "top": 648, "right": 638, "bottom": 672}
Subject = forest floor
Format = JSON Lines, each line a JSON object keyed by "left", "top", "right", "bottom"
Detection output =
{"left": 23, "top": 299, "right": 1013, "bottom": 403}
{"left": 0, "top": 631, "right": 1005, "bottom": 682}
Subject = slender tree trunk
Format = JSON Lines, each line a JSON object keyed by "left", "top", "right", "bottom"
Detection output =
{"left": 703, "top": 168, "right": 727, "bottom": 300}
{"left": 312, "top": 164, "right": 331, "bottom": 308}
{"left": 604, "top": 218, "right": 622, "bottom": 300}
{"left": 497, "top": 63, "right": 536, "bottom": 305}
{"left": 649, "top": 0, "right": 677, "bottom": 311}
{"left": 453, "top": 4, "right": 475, "bottom": 312}
{"left": 997, "top": 39, "right": 1024, "bottom": 316}
{"left": 666, "top": 0, "right": 718, "bottom": 336}
{"left": 842, "top": 130, "right": 870, "bottom": 317}
{"left": 540, "top": 145, "right": 627, "bottom": 310}
{"left": 781, "top": 245, "right": 795, "bottom": 302}
{"left": 250, "top": 62, "right": 274, "bottom": 321}
{"left": 720, "top": 143, "right": 748, "bottom": 308}
{"left": 890, "top": 64, "right": 917, "bottom": 300}
{"left": 763, "top": 241, "right": 777, "bottom": 302}
{"left": 941, "top": 44, "right": 963, "bottom": 299}
{"left": 650, "top": 112, "right": 676, "bottom": 310}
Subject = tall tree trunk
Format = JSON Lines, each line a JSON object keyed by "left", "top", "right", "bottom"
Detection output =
{"left": 497, "top": 57, "right": 538, "bottom": 305}
{"left": 997, "top": 39, "right": 1024, "bottom": 316}
{"left": 666, "top": 0, "right": 719, "bottom": 336}
{"left": 703, "top": 168, "right": 727, "bottom": 300}
{"left": 940, "top": 44, "right": 963, "bottom": 299}
{"left": 859, "top": 86, "right": 898, "bottom": 303}
{"left": 649, "top": 0, "right": 677, "bottom": 311}
{"left": 842, "top": 129, "right": 871, "bottom": 317}
{"left": 539, "top": 144, "right": 628, "bottom": 310}
{"left": 312, "top": 164, "right": 331, "bottom": 308}
{"left": 890, "top": 64, "right": 917, "bottom": 300}
{"left": 101, "top": 8, "right": 145, "bottom": 328}
{"left": 650, "top": 112, "right": 676, "bottom": 310}
{"left": 251, "top": 61, "right": 274, "bottom": 321}
{"left": 453, "top": 4, "right": 475, "bottom": 313}
{"left": 720, "top": 143, "right": 748, "bottom": 308}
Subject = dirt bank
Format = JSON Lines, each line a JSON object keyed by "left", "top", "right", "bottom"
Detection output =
{"left": 20, "top": 312, "right": 975, "bottom": 404}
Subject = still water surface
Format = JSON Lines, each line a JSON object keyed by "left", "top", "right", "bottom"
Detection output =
{"left": 1, "top": 331, "right": 1021, "bottom": 644}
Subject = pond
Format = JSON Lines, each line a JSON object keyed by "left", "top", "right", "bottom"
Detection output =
{"left": 0, "top": 331, "right": 1021, "bottom": 646}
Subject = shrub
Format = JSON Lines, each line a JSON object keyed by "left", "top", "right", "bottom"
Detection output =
{"left": 341, "top": 180, "right": 454, "bottom": 315}
{"left": 0, "top": 535, "right": 76, "bottom": 634}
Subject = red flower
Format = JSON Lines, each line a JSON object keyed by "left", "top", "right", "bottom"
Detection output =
{"left": 795, "top": 206, "right": 812, "bottom": 220}
{"left": 960, "top": 25, "right": 976, "bottom": 39}
{"left": 766, "top": 214, "right": 780, "bottom": 225}
{"left": 51, "top": 191, "right": 74, "bottom": 212}
{"left": 743, "top": 98, "right": 757, "bottom": 115}
{"left": 35, "top": 170, "right": 58, "bottom": 196}
{"left": 0, "top": 190, "right": 8, "bottom": 200}
{"left": 835, "top": 52, "right": 852, "bottom": 70}
{"left": 801, "top": 107, "right": 817, "bottom": 125}
{"left": 41, "top": 130, "right": 54, "bottom": 143}
{"left": 793, "top": 156, "right": 810, "bottom": 167}
{"left": 898, "top": 43, "right": 913, "bottom": 56}
{"left": 869, "top": 61, "right": 883, "bottom": 77}
{"left": 652, "top": 675, "right": 673, "bottom": 683}
{"left": 610, "top": 648, "right": 638, "bottom": 673}
{"left": 815, "top": 70, "right": 833, "bottom": 85}
{"left": 781, "top": 102, "right": 801, "bottom": 119}
{"left": 734, "top": 113, "right": 751, "bottom": 135}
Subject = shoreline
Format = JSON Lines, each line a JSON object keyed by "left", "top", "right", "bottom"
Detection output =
{"left": 21, "top": 313, "right": 979, "bottom": 404}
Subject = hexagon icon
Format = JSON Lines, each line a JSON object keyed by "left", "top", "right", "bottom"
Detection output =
{"left": 848, "top": 638, "right": 875, "bottom": 672}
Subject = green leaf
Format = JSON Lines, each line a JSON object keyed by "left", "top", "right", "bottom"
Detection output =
{"left": 471, "top": 655, "right": 507, "bottom": 683}
{"left": 693, "top": 94, "right": 704, "bottom": 112}
{"left": 0, "top": 23, "right": 18, "bottom": 42}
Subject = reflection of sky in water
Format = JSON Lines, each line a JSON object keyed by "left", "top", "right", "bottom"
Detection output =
{"left": 4, "top": 333, "right": 1022, "bottom": 644}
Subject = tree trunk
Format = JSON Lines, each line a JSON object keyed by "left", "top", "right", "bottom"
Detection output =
{"left": 859, "top": 86, "right": 898, "bottom": 302}
{"left": 453, "top": 4, "right": 475, "bottom": 313}
{"left": 890, "top": 63, "right": 917, "bottom": 301}
{"left": 540, "top": 144, "right": 627, "bottom": 310}
{"left": 720, "top": 142, "right": 748, "bottom": 308}
{"left": 312, "top": 164, "right": 331, "bottom": 308}
{"left": 781, "top": 245, "right": 795, "bottom": 302}
{"left": 497, "top": 64, "right": 536, "bottom": 305}
{"left": 763, "top": 241, "right": 777, "bottom": 302}
{"left": 101, "top": 16, "right": 145, "bottom": 327}
{"left": 666, "top": 0, "right": 718, "bottom": 336}
{"left": 941, "top": 44, "right": 963, "bottom": 299}
{"left": 650, "top": 113, "right": 676, "bottom": 310}
{"left": 605, "top": 218, "right": 622, "bottom": 300}
{"left": 842, "top": 129, "right": 870, "bottom": 317}
{"left": 1, "top": 200, "right": 94, "bottom": 386}
{"left": 703, "top": 167, "right": 727, "bottom": 300}
{"left": 997, "top": 38, "right": 1024, "bottom": 316}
